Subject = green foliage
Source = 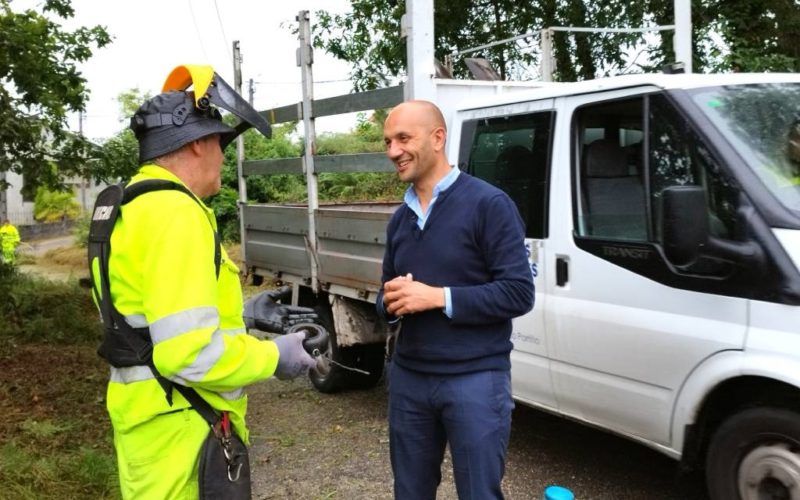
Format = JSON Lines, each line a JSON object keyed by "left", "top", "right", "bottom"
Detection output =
{"left": 33, "top": 187, "right": 80, "bottom": 222}
{"left": 0, "top": 265, "right": 101, "bottom": 344}
{"left": 72, "top": 212, "right": 91, "bottom": 248}
{"left": 92, "top": 89, "right": 153, "bottom": 184}
{"left": 315, "top": 0, "right": 800, "bottom": 86}
{"left": 206, "top": 186, "right": 241, "bottom": 242}
{"left": 116, "top": 87, "right": 153, "bottom": 120}
{"left": 0, "top": 0, "right": 110, "bottom": 193}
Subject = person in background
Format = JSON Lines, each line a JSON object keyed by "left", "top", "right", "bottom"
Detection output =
{"left": 0, "top": 219, "right": 20, "bottom": 264}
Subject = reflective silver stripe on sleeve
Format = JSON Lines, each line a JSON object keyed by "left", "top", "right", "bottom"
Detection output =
{"left": 172, "top": 329, "right": 226, "bottom": 383}
{"left": 220, "top": 388, "right": 244, "bottom": 400}
{"left": 150, "top": 307, "right": 219, "bottom": 344}
{"left": 125, "top": 314, "right": 148, "bottom": 328}
{"left": 110, "top": 365, "right": 155, "bottom": 384}
{"left": 220, "top": 327, "right": 246, "bottom": 336}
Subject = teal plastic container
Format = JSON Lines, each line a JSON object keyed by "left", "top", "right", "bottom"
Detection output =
{"left": 544, "top": 485, "right": 575, "bottom": 500}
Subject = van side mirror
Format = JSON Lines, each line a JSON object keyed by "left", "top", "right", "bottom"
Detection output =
{"left": 662, "top": 186, "right": 708, "bottom": 267}
{"left": 662, "top": 186, "right": 765, "bottom": 270}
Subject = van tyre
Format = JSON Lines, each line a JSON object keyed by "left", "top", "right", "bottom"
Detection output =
{"left": 306, "top": 300, "right": 384, "bottom": 393}
{"left": 706, "top": 407, "right": 800, "bottom": 500}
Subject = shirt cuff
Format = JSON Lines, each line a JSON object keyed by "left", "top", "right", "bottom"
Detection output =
{"left": 444, "top": 287, "right": 453, "bottom": 318}
{"left": 379, "top": 296, "right": 402, "bottom": 324}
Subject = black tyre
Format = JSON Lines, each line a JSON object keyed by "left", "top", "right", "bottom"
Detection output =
{"left": 306, "top": 298, "right": 385, "bottom": 393}
{"left": 706, "top": 407, "right": 800, "bottom": 500}
{"left": 342, "top": 343, "right": 385, "bottom": 390}
{"left": 307, "top": 300, "right": 349, "bottom": 393}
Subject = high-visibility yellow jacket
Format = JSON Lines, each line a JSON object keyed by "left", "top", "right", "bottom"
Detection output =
{"left": 102, "top": 164, "right": 279, "bottom": 443}
{"left": 0, "top": 223, "right": 20, "bottom": 248}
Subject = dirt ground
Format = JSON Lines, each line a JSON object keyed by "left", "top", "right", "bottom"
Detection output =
{"left": 246, "top": 372, "right": 709, "bottom": 500}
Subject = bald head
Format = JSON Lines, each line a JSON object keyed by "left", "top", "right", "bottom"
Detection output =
{"left": 386, "top": 100, "right": 446, "bottom": 134}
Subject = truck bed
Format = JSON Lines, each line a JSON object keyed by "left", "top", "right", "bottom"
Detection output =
{"left": 243, "top": 202, "right": 400, "bottom": 294}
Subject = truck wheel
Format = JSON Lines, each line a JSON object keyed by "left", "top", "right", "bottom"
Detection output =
{"left": 706, "top": 407, "right": 800, "bottom": 500}
{"left": 306, "top": 298, "right": 385, "bottom": 392}
{"left": 307, "top": 302, "right": 348, "bottom": 394}
{"left": 342, "top": 343, "right": 384, "bottom": 390}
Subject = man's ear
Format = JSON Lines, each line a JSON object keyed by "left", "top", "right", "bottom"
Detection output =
{"left": 187, "top": 138, "right": 205, "bottom": 157}
{"left": 432, "top": 127, "right": 446, "bottom": 152}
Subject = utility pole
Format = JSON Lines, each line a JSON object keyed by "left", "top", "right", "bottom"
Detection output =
{"left": 402, "top": 0, "right": 436, "bottom": 101}
{"left": 673, "top": 0, "right": 692, "bottom": 72}
{"left": 79, "top": 110, "right": 87, "bottom": 211}
{"left": 248, "top": 78, "right": 254, "bottom": 106}
{"left": 233, "top": 40, "right": 249, "bottom": 264}
{"left": 0, "top": 171, "right": 6, "bottom": 222}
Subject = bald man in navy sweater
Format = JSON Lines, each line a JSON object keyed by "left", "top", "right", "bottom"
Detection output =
{"left": 378, "top": 100, "right": 535, "bottom": 499}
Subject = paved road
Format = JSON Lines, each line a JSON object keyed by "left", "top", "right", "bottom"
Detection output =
{"left": 18, "top": 235, "right": 74, "bottom": 257}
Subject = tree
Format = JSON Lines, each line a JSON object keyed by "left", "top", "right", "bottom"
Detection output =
{"left": 92, "top": 89, "right": 151, "bottom": 184}
{"left": 314, "top": 0, "right": 800, "bottom": 87}
{"left": 0, "top": 0, "right": 110, "bottom": 194}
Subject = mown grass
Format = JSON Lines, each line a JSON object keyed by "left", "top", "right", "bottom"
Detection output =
{"left": 0, "top": 262, "right": 118, "bottom": 499}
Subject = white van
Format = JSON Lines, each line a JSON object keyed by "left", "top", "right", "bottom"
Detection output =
{"left": 244, "top": 71, "right": 800, "bottom": 499}
{"left": 448, "top": 72, "right": 800, "bottom": 500}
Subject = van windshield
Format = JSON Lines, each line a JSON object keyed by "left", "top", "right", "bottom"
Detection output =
{"left": 689, "top": 83, "right": 800, "bottom": 216}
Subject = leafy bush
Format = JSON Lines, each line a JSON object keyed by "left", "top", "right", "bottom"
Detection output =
{"left": 73, "top": 213, "right": 91, "bottom": 248}
{"left": 33, "top": 188, "right": 80, "bottom": 222}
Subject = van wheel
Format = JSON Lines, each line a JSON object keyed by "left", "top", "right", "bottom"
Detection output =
{"left": 706, "top": 407, "right": 800, "bottom": 500}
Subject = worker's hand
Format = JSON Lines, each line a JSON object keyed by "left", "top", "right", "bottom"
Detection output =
{"left": 272, "top": 331, "right": 317, "bottom": 380}
{"left": 243, "top": 287, "right": 318, "bottom": 334}
{"left": 383, "top": 274, "right": 445, "bottom": 316}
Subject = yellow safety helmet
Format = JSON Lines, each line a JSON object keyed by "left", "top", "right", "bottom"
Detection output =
{"left": 162, "top": 64, "right": 271, "bottom": 144}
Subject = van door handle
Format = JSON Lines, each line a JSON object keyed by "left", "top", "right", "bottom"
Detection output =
{"left": 556, "top": 257, "right": 569, "bottom": 286}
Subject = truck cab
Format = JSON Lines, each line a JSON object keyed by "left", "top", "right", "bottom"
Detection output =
{"left": 450, "top": 72, "right": 800, "bottom": 500}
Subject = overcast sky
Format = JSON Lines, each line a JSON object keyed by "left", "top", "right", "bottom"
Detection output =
{"left": 51, "top": 0, "right": 354, "bottom": 141}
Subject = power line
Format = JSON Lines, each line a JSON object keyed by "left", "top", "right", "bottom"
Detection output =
{"left": 187, "top": 0, "right": 209, "bottom": 61}
{"left": 213, "top": 0, "right": 229, "bottom": 53}
{"left": 252, "top": 78, "right": 351, "bottom": 85}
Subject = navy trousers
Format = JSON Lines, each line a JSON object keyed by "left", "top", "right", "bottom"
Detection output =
{"left": 388, "top": 362, "right": 514, "bottom": 500}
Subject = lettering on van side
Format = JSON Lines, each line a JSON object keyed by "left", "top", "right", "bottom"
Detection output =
{"left": 511, "top": 331, "right": 541, "bottom": 345}
{"left": 601, "top": 245, "right": 651, "bottom": 260}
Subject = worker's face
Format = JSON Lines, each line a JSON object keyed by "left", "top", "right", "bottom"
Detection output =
{"left": 198, "top": 134, "right": 224, "bottom": 197}
{"left": 383, "top": 107, "right": 442, "bottom": 185}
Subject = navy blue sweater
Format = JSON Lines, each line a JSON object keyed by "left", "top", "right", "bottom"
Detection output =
{"left": 379, "top": 173, "right": 535, "bottom": 374}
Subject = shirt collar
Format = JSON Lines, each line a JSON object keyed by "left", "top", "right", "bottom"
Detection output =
{"left": 404, "top": 166, "right": 461, "bottom": 205}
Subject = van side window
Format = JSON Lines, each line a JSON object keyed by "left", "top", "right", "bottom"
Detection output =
{"left": 465, "top": 112, "right": 554, "bottom": 238}
{"left": 575, "top": 92, "right": 742, "bottom": 278}
{"left": 576, "top": 98, "right": 647, "bottom": 241}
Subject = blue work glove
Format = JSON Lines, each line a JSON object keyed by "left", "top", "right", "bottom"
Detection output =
{"left": 243, "top": 287, "right": 318, "bottom": 334}
{"left": 272, "top": 331, "right": 317, "bottom": 380}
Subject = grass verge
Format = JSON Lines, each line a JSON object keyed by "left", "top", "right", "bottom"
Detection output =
{"left": 0, "top": 263, "right": 118, "bottom": 499}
